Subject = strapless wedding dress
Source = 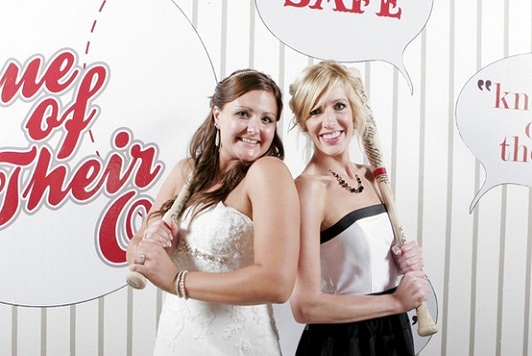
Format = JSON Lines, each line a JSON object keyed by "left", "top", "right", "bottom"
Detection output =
{"left": 154, "top": 202, "right": 282, "bottom": 356}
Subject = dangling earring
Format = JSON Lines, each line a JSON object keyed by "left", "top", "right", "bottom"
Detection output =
{"left": 214, "top": 123, "right": 220, "bottom": 147}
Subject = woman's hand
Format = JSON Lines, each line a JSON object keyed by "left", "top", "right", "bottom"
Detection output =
{"left": 393, "top": 270, "right": 430, "bottom": 313}
{"left": 129, "top": 235, "right": 179, "bottom": 294}
{"left": 143, "top": 218, "right": 180, "bottom": 254}
{"left": 392, "top": 241, "right": 424, "bottom": 274}
{"left": 128, "top": 218, "right": 181, "bottom": 293}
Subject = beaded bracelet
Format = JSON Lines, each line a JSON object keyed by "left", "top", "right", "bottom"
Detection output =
{"left": 175, "top": 270, "right": 188, "bottom": 299}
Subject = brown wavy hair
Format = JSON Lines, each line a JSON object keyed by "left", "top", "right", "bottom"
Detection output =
{"left": 156, "top": 69, "right": 284, "bottom": 221}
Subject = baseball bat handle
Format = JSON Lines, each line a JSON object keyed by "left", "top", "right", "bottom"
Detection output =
{"left": 126, "top": 173, "right": 193, "bottom": 290}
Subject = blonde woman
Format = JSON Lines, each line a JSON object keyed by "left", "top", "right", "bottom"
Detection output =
{"left": 288, "top": 61, "right": 428, "bottom": 356}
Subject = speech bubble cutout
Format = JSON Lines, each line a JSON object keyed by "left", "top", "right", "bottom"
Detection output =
{"left": 255, "top": 0, "right": 433, "bottom": 93}
{"left": 455, "top": 53, "right": 532, "bottom": 213}
{"left": 0, "top": 0, "right": 215, "bottom": 307}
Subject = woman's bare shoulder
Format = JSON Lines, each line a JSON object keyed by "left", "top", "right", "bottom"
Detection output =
{"left": 242, "top": 156, "right": 298, "bottom": 215}
{"left": 247, "top": 156, "right": 293, "bottom": 182}
{"left": 295, "top": 170, "right": 330, "bottom": 202}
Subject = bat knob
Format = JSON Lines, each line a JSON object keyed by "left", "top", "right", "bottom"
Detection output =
{"left": 125, "top": 271, "right": 147, "bottom": 289}
{"left": 418, "top": 323, "right": 439, "bottom": 337}
{"left": 416, "top": 302, "right": 438, "bottom": 336}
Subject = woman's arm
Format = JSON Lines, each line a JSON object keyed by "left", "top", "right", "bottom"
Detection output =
{"left": 177, "top": 156, "right": 300, "bottom": 305}
{"left": 289, "top": 175, "right": 429, "bottom": 324}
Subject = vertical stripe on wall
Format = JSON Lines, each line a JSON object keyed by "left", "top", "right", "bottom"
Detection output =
{"left": 470, "top": 1, "right": 482, "bottom": 354}
{"left": 496, "top": 2, "right": 509, "bottom": 356}
{"left": 249, "top": 0, "right": 255, "bottom": 69}
{"left": 41, "top": 308, "right": 46, "bottom": 356}
{"left": 441, "top": 0, "right": 456, "bottom": 355}
{"left": 525, "top": 190, "right": 532, "bottom": 356}
{"left": 220, "top": 0, "right": 228, "bottom": 78}
{"left": 12, "top": 306, "right": 17, "bottom": 355}
{"left": 527, "top": 15, "right": 532, "bottom": 356}
{"left": 417, "top": 30, "right": 427, "bottom": 248}
{"left": 70, "top": 305, "right": 76, "bottom": 356}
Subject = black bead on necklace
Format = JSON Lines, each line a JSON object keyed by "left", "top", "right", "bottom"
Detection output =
{"left": 329, "top": 169, "right": 364, "bottom": 193}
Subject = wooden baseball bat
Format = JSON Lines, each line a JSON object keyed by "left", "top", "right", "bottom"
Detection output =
{"left": 125, "top": 173, "right": 193, "bottom": 289}
{"left": 352, "top": 68, "right": 438, "bottom": 337}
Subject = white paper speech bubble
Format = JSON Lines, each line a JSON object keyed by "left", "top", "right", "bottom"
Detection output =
{"left": 255, "top": 0, "right": 433, "bottom": 92}
{"left": 455, "top": 53, "right": 532, "bottom": 213}
{"left": 0, "top": 0, "right": 215, "bottom": 307}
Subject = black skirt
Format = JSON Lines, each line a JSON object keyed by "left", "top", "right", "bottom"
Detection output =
{"left": 295, "top": 312, "right": 415, "bottom": 356}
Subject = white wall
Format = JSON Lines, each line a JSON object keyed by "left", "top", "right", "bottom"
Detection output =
{"left": 1, "top": 0, "right": 531, "bottom": 355}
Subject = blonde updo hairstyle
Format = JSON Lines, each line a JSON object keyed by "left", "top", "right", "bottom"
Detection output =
{"left": 288, "top": 60, "right": 369, "bottom": 144}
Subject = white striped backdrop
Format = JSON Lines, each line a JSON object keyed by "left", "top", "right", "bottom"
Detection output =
{"left": 1, "top": 0, "right": 532, "bottom": 355}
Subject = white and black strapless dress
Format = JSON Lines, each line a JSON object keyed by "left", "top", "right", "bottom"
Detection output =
{"left": 295, "top": 204, "right": 415, "bottom": 356}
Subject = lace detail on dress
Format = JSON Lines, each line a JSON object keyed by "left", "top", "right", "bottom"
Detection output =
{"left": 172, "top": 202, "right": 254, "bottom": 273}
{"left": 154, "top": 202, "right": 282, "bottom": 356}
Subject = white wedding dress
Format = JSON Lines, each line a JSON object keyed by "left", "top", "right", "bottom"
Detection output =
{"left": 153, "top": 202, "right": 282, "bottom": 356}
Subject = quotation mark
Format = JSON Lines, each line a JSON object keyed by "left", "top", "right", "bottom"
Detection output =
{"left": 477, "top": 79, "right": 492, "bottom": 91}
